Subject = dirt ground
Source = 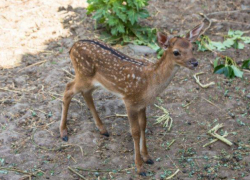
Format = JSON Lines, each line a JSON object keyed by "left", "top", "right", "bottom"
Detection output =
{"left": 1, "top": 0, "right": 250, "bottom": 179}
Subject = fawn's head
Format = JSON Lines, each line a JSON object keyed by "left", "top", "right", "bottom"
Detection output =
{"left": 157, "top": 22, "right": 204, "bottom": 70}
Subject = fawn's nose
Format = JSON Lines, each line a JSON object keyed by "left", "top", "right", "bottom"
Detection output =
{"left": 189, "top": 58, "right": 198, "bottom": 67}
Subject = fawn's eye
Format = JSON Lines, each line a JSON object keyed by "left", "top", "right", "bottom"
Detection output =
{"left": 173, "top": 50, "right": 180, "bottom": 56}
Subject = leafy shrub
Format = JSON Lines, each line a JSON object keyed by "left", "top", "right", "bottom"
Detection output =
{"left": 87, "top": 0, "right": 156, "bottom": 45}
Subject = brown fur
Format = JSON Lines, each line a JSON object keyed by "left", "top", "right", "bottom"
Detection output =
{"left": 60, "top": 23, "right": 204, "bottom": 176}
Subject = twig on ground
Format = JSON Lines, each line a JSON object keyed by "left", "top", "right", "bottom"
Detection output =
{"left": 166, "top": 139, "right": 176, "bottom": 150}
{"left": 0, "top": 87, "right": 30, "bottom": 94}
{"left": 212, "top": 19, "right": 250, "bottom": 27}
{"left": 206, "top": 124, "right": 233, "bottom": 146}
{"left": 166, "top": 169, "right": 180, "bottom": 180}
{"left": 243, "top": 69, "right": 250, "bottom": 74}
{"left": 76, "top": 167, "right": 134, "bottom": 173}
{"left": 62, "top": 68, "right": 75, "bottom": 78}
{"left": 0, "top": 167, "right": 35, "bottom": 176}
{"left": 68, "top": 166, "right": 87, "bottom": 180}
{"left": 154, "top": 104, "right": 173, "bottom": 131}
{"left": 202, "top": 97, "right": 221, "bottom": 110}
{"left": 203, "top": 132, "right": 229, "bottom": 147}
{"left": 193, "top": 72, "right": 215, "bottom": 88}
{"left": 105, "top": 114, "right": 128, "bottom": 118}
{"left": 182, "top": 97, "right": 197, "bottom": 108}
{"left": 206, "top": 9, "right": 250, "bottom": 16}
{"left": 17, "top": 60, "right": 47, "bottom": 72}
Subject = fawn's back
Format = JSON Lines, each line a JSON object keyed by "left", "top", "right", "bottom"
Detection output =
{"left": 70, "top": 40, "right": 151, "bottom": 100}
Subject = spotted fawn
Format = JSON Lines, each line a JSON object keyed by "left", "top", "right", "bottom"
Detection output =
{"left": 60, "top": 22, "right": 204, "bottom": 176}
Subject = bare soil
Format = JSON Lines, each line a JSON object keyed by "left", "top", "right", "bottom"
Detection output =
{"left": 0, "top": 0, "right": 250, "bottom": 179}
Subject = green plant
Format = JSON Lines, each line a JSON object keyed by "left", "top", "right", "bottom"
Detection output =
{"left": 196, "top": 30, "right": 250, "bottom": 52}
{"left": 196, "top": 30, "right": 250, "bottom": 78}
{"left": 213, "top": 56, "right": 243, "bottom": 78}
{"left": 242, "top": 59, "right": 250, "bottom": 69}
{"left": 87, "top": 0, "right": 156, "bottom": 45}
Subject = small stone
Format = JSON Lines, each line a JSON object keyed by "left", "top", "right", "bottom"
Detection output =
{"left": 246, "top": 94, "right": 250, "bottom": 99}
{"left": 128, "top": 44, "right": 156, "bottom": 55}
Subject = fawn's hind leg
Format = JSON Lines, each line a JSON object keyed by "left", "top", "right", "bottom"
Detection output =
{"left": 60, "top": 81, "right": 79, "bottom": 141}
{"left": 81, "top": 91, "right": 109, "bottom": 137}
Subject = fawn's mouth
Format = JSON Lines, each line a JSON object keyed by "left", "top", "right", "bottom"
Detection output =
{"left": 187, "top": 58, "right": 198, "bottom": 70}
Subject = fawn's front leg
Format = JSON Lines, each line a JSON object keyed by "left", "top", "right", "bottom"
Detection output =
{"left": 139, "top": 108, "right": 154, "bottom": 165}
{"left": 60, "top": 81, "right": 76, "bottom": 141}
{"left": 125, "top": 103, "right": 146, "bottom": 176}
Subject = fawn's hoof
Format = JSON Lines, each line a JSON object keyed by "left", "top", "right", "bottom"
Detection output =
{"left": 139, "top": 172, "right": 147, "bottom": 176}
{"left": 62, "top": 136, "right": 68, "bottom": 142}
{"left": 146, "top": 159, "right": 154, "bottom": 165}
{"left": 101, "top": 132, "right": 109, "bottom": 137}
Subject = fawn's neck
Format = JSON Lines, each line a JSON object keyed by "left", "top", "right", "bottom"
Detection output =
{"left": 146, "top": 51, "right": 180, "bottom": 97}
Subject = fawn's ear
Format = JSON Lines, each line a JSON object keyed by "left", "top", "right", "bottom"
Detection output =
{"left": 186, "top": 22, "right": 204, "bottom": 42}
{"left": 157, "top": 32, "right": 170, "bottom": 49}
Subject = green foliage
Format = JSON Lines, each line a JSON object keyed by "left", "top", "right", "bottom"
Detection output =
{"left": 195, "top": 30, "right": 250, "bottom": 79}
{"left": 213, "top": 57, "right": 243, "bottom": 79}
{"left": 87, "top": 0, "right": 156, "bottom": 45}
{"left": 196, "top": 30, "right": 250, "bottom": 52}
{"left": 242, "top": 59, "right": 250, "bottom": 69}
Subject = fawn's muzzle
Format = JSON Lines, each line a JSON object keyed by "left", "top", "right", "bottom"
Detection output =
{"left": 189, "top": 58, "right": 198, "bottom": 67}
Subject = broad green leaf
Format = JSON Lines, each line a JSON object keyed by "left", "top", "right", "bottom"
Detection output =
{"left": 223, "top": 38, "right": 235, "bottom": 48}
{"left": 231, "top": 65, "right": 243, "bottom": 78}
{"left": 242, "top": 37, "right": 250, "bottom": 43}
{"left": 242, "top": 60, "right": 250, "bottom": 69}
{"left": 234, "top": 30, "right": 244, "bottom": 36}
{"left": 196, "top": 41, "right": 207, "bottom": 51}
{"left": 228, "top": 29, "right": 234, "bottom": 36}
{"left": 233, "top": 41, "right": 239, "bottom": 49}
{"left": 210, "top": 41, "right": 226, "bottom": 51}
{"left": 228, "top": 30, "right": 244, "bottom": 37}
{"left": 214, "top": 57, "right": 219, "bottom": 68}
{"left": 214, "top": 64, "right": 225, "bottom": 74}
{"left": 238, "top": 43, "right": 244, "bottom": 49}
{"left": 224, "top": 66, "right": 234, "bottom": 78}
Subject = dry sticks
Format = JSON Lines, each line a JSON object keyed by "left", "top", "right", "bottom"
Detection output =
{"left": 193, "top": 72, "right": 215, "bottom": 88}
{"left": 204, "top": 124, "right": 233, "bottom": 147}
